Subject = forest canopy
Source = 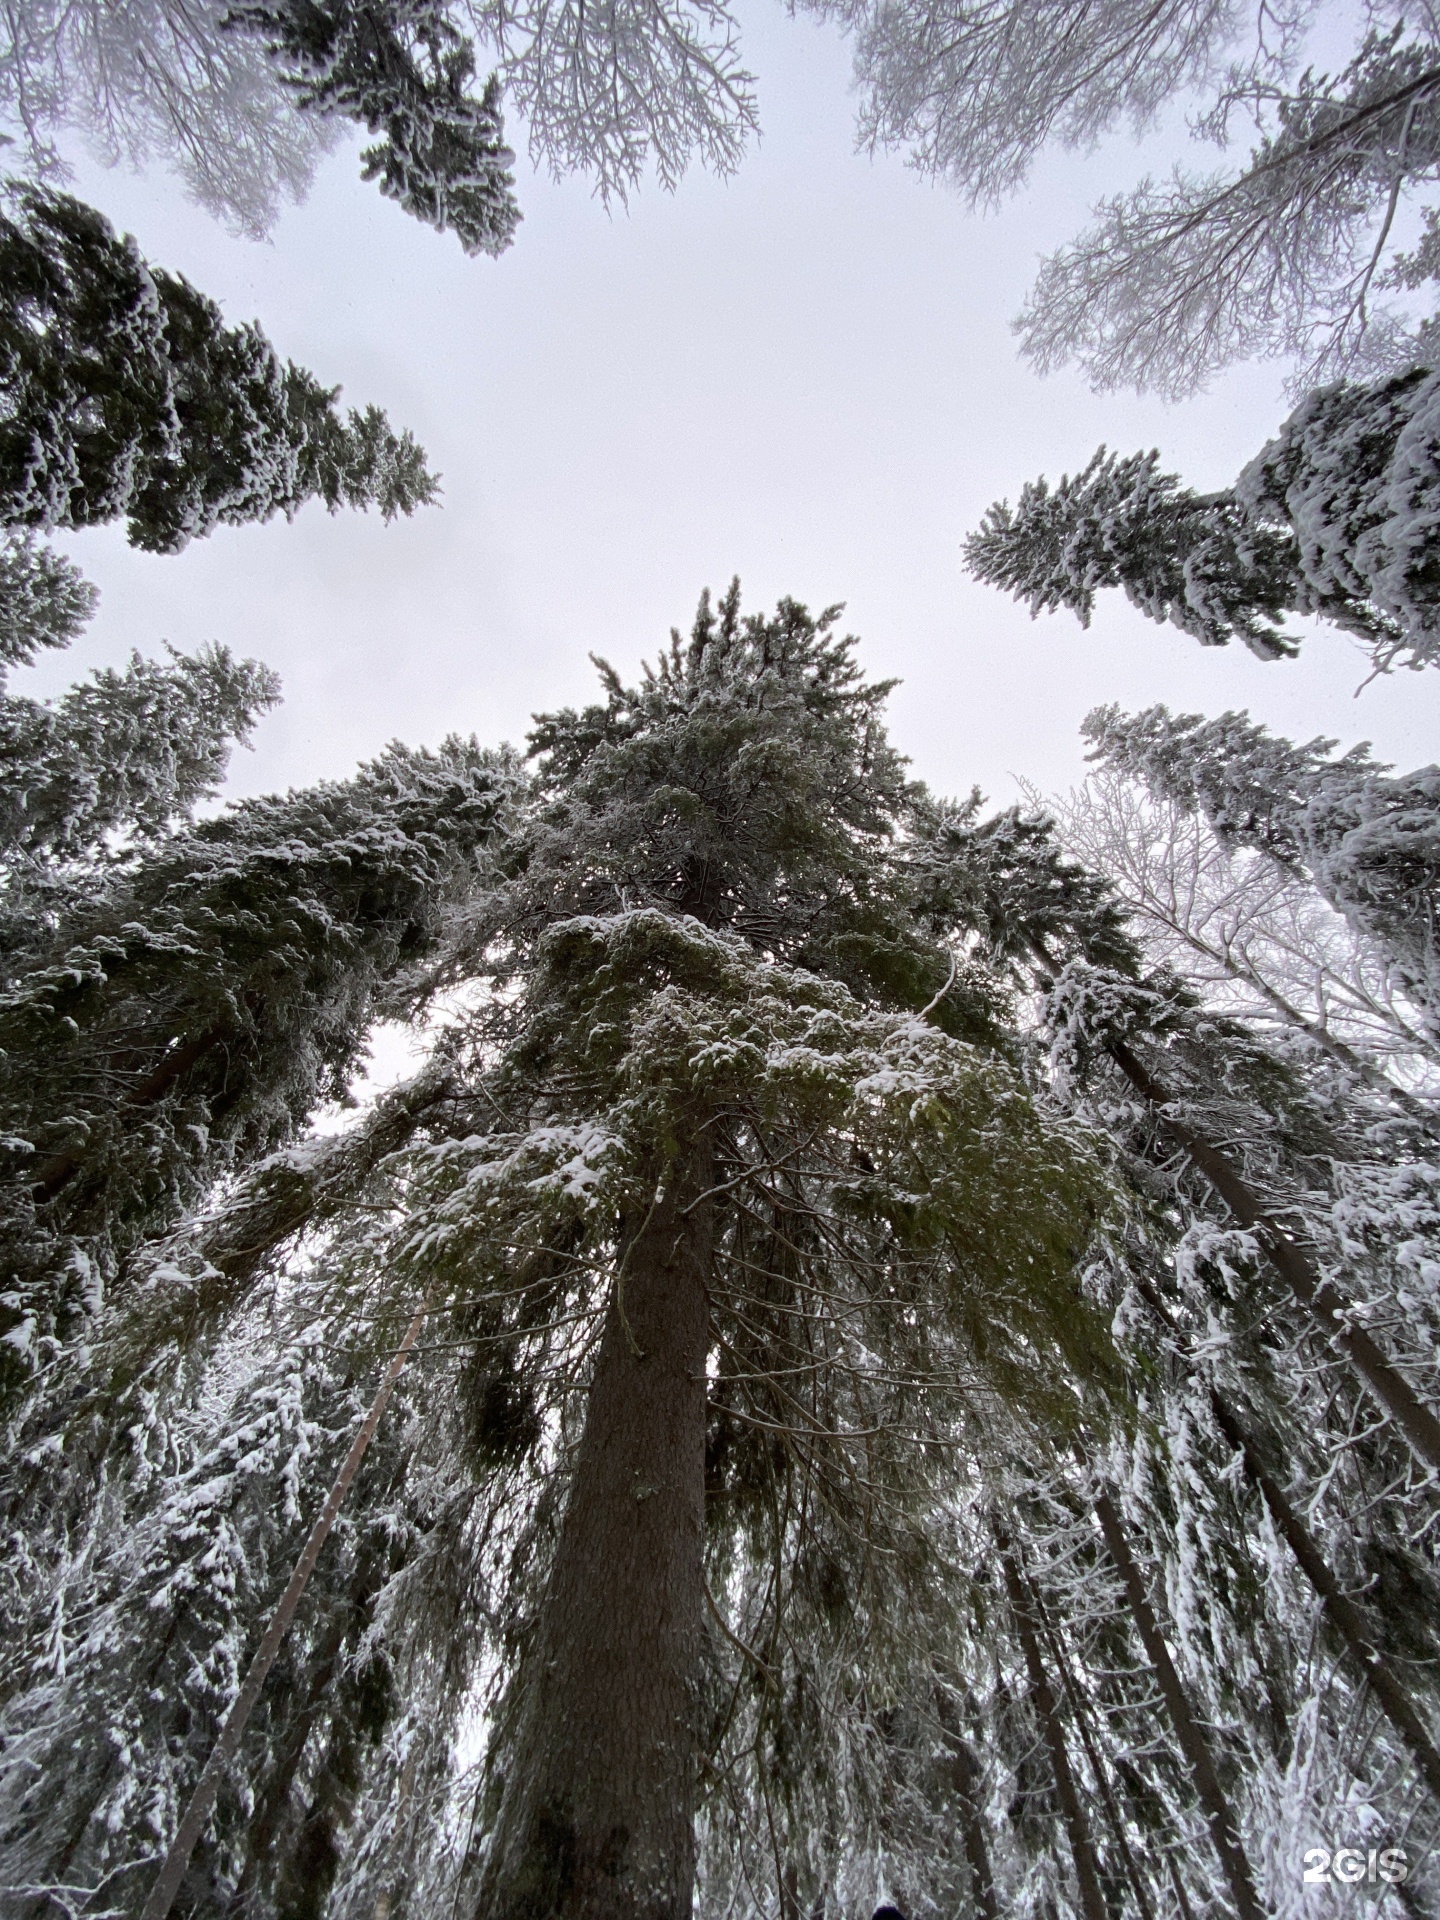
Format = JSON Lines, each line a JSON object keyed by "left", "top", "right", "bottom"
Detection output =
{"left": 0, "top": 584, "right": 1437, "bottom": 1920}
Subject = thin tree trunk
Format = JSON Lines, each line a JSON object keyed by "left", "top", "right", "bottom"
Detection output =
{"left": 1165, "top": 1851, "right": 1199, "bottom": 1920}
{"left": 1091, "top": 1488, "right": 1267, "bottom": 1920}
{"left": 233, "top": 1604, "right": 350, "bottom": 1906}
{"left": 478, "top": 1139, "right": 714, "bottom": 1920}
{"left": 950, "top": 1735, "right": 998, "bottom": 1920}
{"left": 1109, "top": 1037, "right": 1440, "bottom": 1473}
{"left": 934, "top": 1690, "right": 998, "bottom": 1920}
{"left": 1205, "top": 1388, "right": 1440, "bottom": 1805}
{"left": 1032, "top": 1601, "right": 1153, "bottom": 1920}
{"left": 1128, "top": 1270, "right": 1440, "bottom": 1810}
{"left": 998, "top": 1537, "right": 1109, "bottom": 1920}
{"left": 233, "top": 1535, "right": 394, "bottom": 1909}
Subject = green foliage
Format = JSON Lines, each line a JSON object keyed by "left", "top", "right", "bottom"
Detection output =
{"left": 964, "top": 446, "right": 1306, "bottom": 661}
{"left": 228, "top": 0, "right": 522, "bottom": 256}
{"left": 0, "top": 643, "right": 281, "bottom": 871}
{"left": 965, "top": 369, "right": 1440, "bottom": 671}
{"left": 387, "top": 909, "right": 1114, "bottom": 1404}
{"left": 0, "top": 183, "right": 438, "bottom": 553}
{"left": 13, "top": 586, "right": 1439, "bottom": 1920}
{"left": 0, "top": 735, "right": 516, "bottom": 1405}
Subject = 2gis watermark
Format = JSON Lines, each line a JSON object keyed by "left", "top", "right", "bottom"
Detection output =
{"left": 1302, "top": 1846, "right": 1409, "bottom": 1888}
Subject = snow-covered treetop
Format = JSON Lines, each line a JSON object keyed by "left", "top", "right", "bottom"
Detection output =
{"left": 517, "top": 581, "right": 911, "bottom": 952}
{"left": 964, "top": 446, "right": 1304, "bottom": 660}
{"left": 966, "top": 365, "right": 1440, "bottom": 673}
{"left": 0, "top": 645, "right": 282, "bottom": 868}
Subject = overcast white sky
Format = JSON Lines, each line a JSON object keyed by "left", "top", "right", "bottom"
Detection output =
{"left": 25, "top": 0, "right": 1440, "bottom": 816}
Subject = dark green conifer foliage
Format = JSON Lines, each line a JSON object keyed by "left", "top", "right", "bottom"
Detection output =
{"left": 0, "top": 640, "right": 282, "bottom": 1014}
{"left": 227, "top": 0, "right": 522, "bottom": 256}
{"left": 0, "top": 734, "right": 515, "bottom": 1403}
{"left": 0, "top": 645, "right": 281, "bottom": 875}
{"left": 964, "top": 447, "right": 1308, "bottom": 661}
{"left": 965, "top": 367, "right": 1440, "bottom": 673}
{"left": 18, "top": 589, "right": 1118, "bottom": 1920}
{"left": 13, "top": 589, "right": 1440, "bottom": 1920}
{"left": 0, "top": 184, "right": 438, "bottom": 552}
{"left": 377, "top": 586, "right": 1120, "bottom": 1920}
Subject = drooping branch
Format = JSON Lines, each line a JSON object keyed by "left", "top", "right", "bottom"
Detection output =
{"left": 1109, "top": 1036, "right": 1440, "bottom": 1473}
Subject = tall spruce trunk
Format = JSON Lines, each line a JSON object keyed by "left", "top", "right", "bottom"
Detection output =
{"left": 479, "top": 1138, "right": 714, "bottom": 1920}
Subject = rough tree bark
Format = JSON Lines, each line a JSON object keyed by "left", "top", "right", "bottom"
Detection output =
{"left": 478, "top": 1137, "right": 715, "bottom": 1920}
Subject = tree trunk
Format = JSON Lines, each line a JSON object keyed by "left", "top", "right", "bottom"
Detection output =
{"left": 1165, "top": 1850, "right": 1199, "bottom": 1920}
{"left": 1091, "top": 1488, "right": 1267, "bottom": 1920}
{"left": 478, "top": 1139, "right": 714, "bottom": 1920}
{"left": 933, "top": 1690, "right": 998, "bottom": 1920}
{"left": 998, "top": 1538, "right": 1110, "bottom": 1920}
{"left": 234, "top": 1605, "right": 350, "bottom": 1906}
{"left": 1129, "top": 1270, "right": 1440, "bottom": 1810}
{"left": 1032, "top": 1599, "right": 1153, "bottom": 1920}
{"left": 1206, "top": 1388, "right": 1440, "bottom": 1806}
{"left": 234, "top": 1535, "right": 393, "bottom": 1908}
{"left": 1109, "top": 1038, "right": 1440, "bottom": 1473}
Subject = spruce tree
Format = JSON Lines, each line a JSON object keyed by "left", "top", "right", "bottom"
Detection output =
{"left": 0, "top": 183, "right": 438, "bottom": 553}
{"left": 0, "top": 730, "right": 517, "bottom": 1405}
{"left": 227, "top": 0, "right": 521, "bottom": 256}
{"left": 1236, "top": 365, "right": 1440, "bottom": 673}
{"left": 4, "top": 587, "right": 1120, "bottom": 1920}
{"left": 0, "top": 534, "right": 98, "bottom": 675}
{"left": 1082, "top": 702, "right": 1440, "bottom": 1050}
{"left": 964, "top": 446, "right": 1308, "bottom": 661}
{"left": 446, "top": 587, "right": 1115, "bottom": 1920}
{"left": 966, "top": 366, "right": 1440, "bottom": 673}
{"left": 10, "top": 590, "right": 1440, "bottom": 1920}
{"left": 0, "top": 640, "right": 281, "bottom": 983}
{"left": 0, "top": 645, "right": 281, "bottom": 876}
